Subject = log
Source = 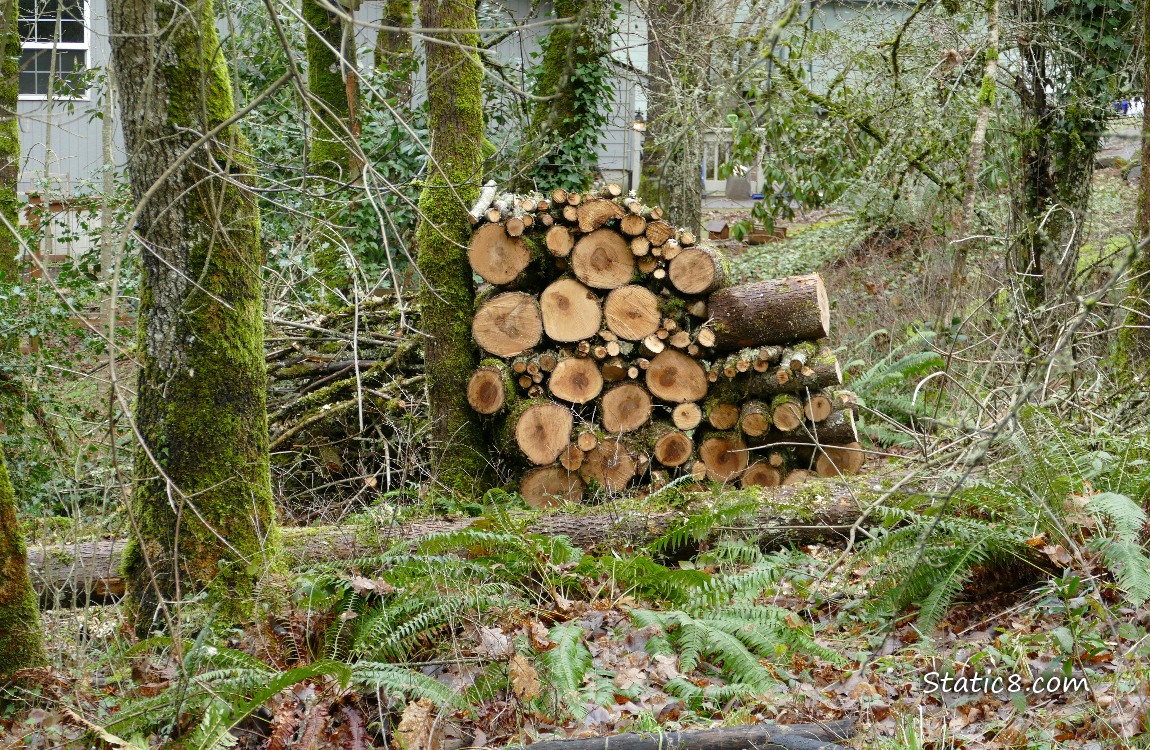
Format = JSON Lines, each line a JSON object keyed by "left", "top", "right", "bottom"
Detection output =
{"left": 704, "top": 398, "right": 740, "bottom": 430}
{"left": 699, "top": 431, "right": 750, "bottom": 483}
{"left": 572, "top": 229, "right": 635, "bottom": 289}
{"left": 771, "top": 394, "right": 805, "bottom": 432}
{"left": 551, "top": 188, "right": 568, "bottom": 205}
{"left": 645, "top": 219, "right": 676, "bottom": 247}
{"left": 601, "top": 357, "right": 628, "bottom": 382}
{"left": 604, "top": 285, "right": 662, "bottom": 341}
{"left": 784, "top": 469, "right": 818, "bottom": 486}
{"left": 559, "top": 444, "right": 585, "bottom": 472}
{"left": 520, "top": 466, "right": 584, "bottom": 508}
{"left": 467, "top": 360, "right": 514, "bottom": 415}
{"left": 630, "top": 421, "right": 694, "bottom": 467}
{"left": 600, "top": 382, "right": 653, "bottom": 433}
{"left": 577, "top": 198, "right": 626, "bottom": 233}
{"left": 467, "top": 180, "right": 498, "bottom": 223}
{"left": 508, "top": 720, "right": 856, "bottom": 750}
{"left": 668, "top": 245, "right": 725, "bottom": 296}
{"left": 671, "top": 401, "right": 703, "bottom": 430}
{"left": 620, "top": 214, "right": 647, "bottom": 237}
{"left": 468, "top": 223, "right": 532, "bottom": 285}
{"left": 708, "top": 274, "right": 831, "bottom": 350}
{"left": 785, "top": 341, "right": 819, "bottom": 371}
{"left": 764, "top": 410, "right": 858, "bottom": 447}
{"left": 646, "top": 350, "right": 708, "bottom": 403}
{"left": 803, "top": 391, "right": 834, "bottom": 423}
{"left": 30, "top": 480, "right": 877, "bottom": 608}
{"left": 581, "top": 437, "right": 638, "bottom": 491}
{"left": 741, "top": 461, "right": 783, "bottom": 489}
{"left": 473, "top": 292, "right": 543, "bottom": 357}
{"left": 546, "top": 226, "right": 575, "bottom": 257}
{"left": 502, "top": 400, "right": 573, "bottom": 465}
{"left": 743, "top": 352, "right": 841, "bottom": 398}
{"left": 576, "top": 429, "right": 599, "bottom": 452}
{"left": 815, "top": 442, "right": 865, "bottom": 477}
{"left": 549, "top": 357, "right": 604, "bottom": 404}
{"left": 739, "top": 400, "right": 772, "bottom": 437}
{"left": 540, "top": 279, "right": 602, "bottom": 342}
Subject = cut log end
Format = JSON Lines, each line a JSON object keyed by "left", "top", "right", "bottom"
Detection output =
{"left": 572, "top": 229, "right": 635, "bottom": 289}
{"left": 468, "top": 223, "right": 532, "bottom": 285}
{"left": 604, "top": 285, "right": 661, "bottom": 341}
{"left": 653, "top": 429, "right": 693, "bottom": 467}
{"left": 672, "top": 402, "right": 703, "bottom": 430}
{"left": 520, "top": 466, "right": 584, "bottom": 508}
{"left": 581, "top": 438, "right": 638, "bottom": 491}
{"left": 549, "top": 357, "right": 605, "bottom": 404}
{"left": 707, "top": 402, "right": 740, "bottom": 431}
{"left": 668, "top": 246, "right": 725, "bottom": 295}
{"left": 741, "top": 462, "right": 783, "bottom": 488}
{"left": 601, "top": 383, "right": 653, "bottom": 433}
{"left": 540, "top": 278, "right": 603, "bottom": 342}
{"left": 467, "top": 366, "right": 508, "bottom": 415}
{"left": 515, "top": 402, "right": 574, "bottom": 465}
{"left": 646, "top": 350, "right": 708, "bottom": 403}
{"left": 699, "top": 434, "right": 749, "bottom": 483}
{"left": 473, "top": 292, "right": 543, "bottom": 357}
{"left": 815, "top": 442, "right": 865, "bottom": 477}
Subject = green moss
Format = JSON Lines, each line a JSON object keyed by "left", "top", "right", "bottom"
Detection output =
{"left": 303, "top": 0, "right": 352, "bottom": 178}
{"left": 977, "top": 73, "right": 996, "bottom": 106}
{"left": 122, "top": 0, "right": 274, "bottom": 632}
{"left": 416, "top": 1, "right": 492, "bottom": 496}
{"left": 0, "top": 0, "right": 19, "bottom": 281}
{"left": 0, "top": 449, "right": 45, "bottom": 677}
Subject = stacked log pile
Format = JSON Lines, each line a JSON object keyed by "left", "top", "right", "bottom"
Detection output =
{"left": 465, "top": 185, "right": 865, "bottom": 507}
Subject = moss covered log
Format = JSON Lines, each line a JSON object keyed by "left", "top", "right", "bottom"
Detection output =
{"left": 0, "top": 0, "right": 18, "bottom": 281}
{"left": 109, "top": 0, "right": 275, "bottom": 632}
{"left": 416, "top": 0, "right": 492, "bottom": 494}
{"left": 0, "top": 448, "right": 45, "bottom": 675}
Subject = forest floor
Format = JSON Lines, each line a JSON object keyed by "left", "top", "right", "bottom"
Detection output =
{"left": 4, "top": 172, "right": 1148, "bottom": 749}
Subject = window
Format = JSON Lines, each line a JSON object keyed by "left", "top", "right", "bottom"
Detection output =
{"left": 18, "top": 0, "right": 88, "bottom": 99}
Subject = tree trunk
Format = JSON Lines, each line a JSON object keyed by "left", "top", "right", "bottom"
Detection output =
{"left": 0, "top": 448, "right": 45, "bottom": 675}
{"left": 0, "top": 0, "right": 18, "bottom": 281}
{"left": 109, "top": 0, "right": 275, "bottom": 632}
{"left": 1118, "top": 0, "right": 1150, "bottom": 365}
{"left": 638, "top": 1, "right": 709, "bottom": 234}
{"left": 374, "top": 0, "right": 414, "bottom": 103}
{"left": 303, "top": 0, "right": 357, "bottom": 296}
{"left": 942, "top": 0, "right": 998, "bottom": 322}
{"left": 417, "top": 0, "right": 492, "bottom": 494}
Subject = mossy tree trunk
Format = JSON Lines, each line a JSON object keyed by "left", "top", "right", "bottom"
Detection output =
{"left": 374, "top": 0, "right": 414, "bottom": 103}
{"left": 524, "top": 0, "right": 612, "bottom": 192}
{"left": 638, "top": 1, "right": 708, "bottom": 234}
{"left": 416, "top": 0, "right": 492, "bottom": 495}
{"left": 303, "top": 0, "right": 357, "bottom": 298}
{"left": 0, "top": 447, "right": 45, "bottom": 677}
{"left": 0, "top": 0, "right": 19, "bottom": 281}
{"left": 1118, "top": 0, "right": 1150, "bottom": 365}
{"left": 108, "top": 0, "right": 274, "bottom": 633}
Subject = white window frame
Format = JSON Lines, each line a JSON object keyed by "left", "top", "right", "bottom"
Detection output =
{"left": 18, "top": 0, "right": 91, "bottom": 102}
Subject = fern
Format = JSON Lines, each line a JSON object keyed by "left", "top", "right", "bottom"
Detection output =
{"left": 540, "top": 624, "right": 593, "bottom": 718}
{"left": 353, "top": 662, "right": 466, "bottom": 708}
{"left": 844, "top": 329, "right": 944, "bottom": 446}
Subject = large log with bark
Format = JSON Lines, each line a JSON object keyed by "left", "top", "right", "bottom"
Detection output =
{"left": 28, "top": 480, "right": 881, "bottom": 608}
{"left": 708, "top": 275, "right": 831, "bottom": 350}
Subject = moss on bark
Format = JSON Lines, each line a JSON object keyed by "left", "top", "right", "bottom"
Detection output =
{"left": 374, "top": 0, "right": 414, "bottom": 102}
{"left": 416, "top": 0, "right": 492, "bottom": 495}
{"left": 109, "top": 0, "right": 274, "bottom": 632}
{"left": 0, "top": 448, "right": 45, "bottom": 678}
{"left": 0, "top": 0, "right": 19, "bottom": 281}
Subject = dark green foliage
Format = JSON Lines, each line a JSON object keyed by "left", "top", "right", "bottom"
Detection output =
{"left": 843, "top": 329, "right": 945, "bottom": 446}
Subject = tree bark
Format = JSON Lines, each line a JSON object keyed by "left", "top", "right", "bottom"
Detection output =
{"left": 374, "top": 0, "right": 414, "bottom": 103}
{"left": 417, "top": 0, "right": 493, "bottom": 494}
{"left": 109, "top": 0, "right": 274, "bottom": 632}
{"left": 0, "top": 448, "right": 45, "bottom": 675}
{"left": 1118, "top": 0, "right": 1150, "bottom": 365}
{"left": 0, "top": 0, "right": 18, "bottom": 281}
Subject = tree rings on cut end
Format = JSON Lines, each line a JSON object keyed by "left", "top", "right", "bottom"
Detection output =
{"left": 473, "top": 292, "right": 542, "bottom": 357}
{"left": 741, "top": 461, "right": 782, "bottom": 488}
{"left": 672, "top": 402, "right": 703, "bottom": 430}
{"left": 646, "top": 350, "right": 708, "bottom": 403}
{"left": 699, "top": 434, "right": 749, "bottom": 483}
{"left": 540, "top": 278, "right": 602, "bottom": 342}
{"left": 654, "top": 429, "right": 693, "bottom": 467}
{"left": 581, "top": 438, "right": 637, "bottom": 491}
{"left": 572, "top": 229, "right": 635, "bottom": 289}
{"left": 467, "top": 365, "right": 507, "bottom": 415}
{"left": 549, "top": 357, "right": 604, "bottom": 404}
{"left": 668, "top": 246, "right": 724, "bottom": 295}
{"left": 604, "top": 285, "right": 661, "bottom": 341}
{"left": 515, "top": 402, "right": 573, "bottom": 465}
{"left": 601, "top": 383, "right": 652, "bottom": 433}
{"left": 468, "top": 223, "right": 532, "bottom": 284}
{"left": 520, "top": 466, "right": 584, "bottom": 507}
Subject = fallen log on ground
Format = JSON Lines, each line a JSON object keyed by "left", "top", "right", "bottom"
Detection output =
{"left": 513, "top": 719, "right": 857, "bottom": 750}
{"left": 28, "top": 479, "right": 882, "bottom": 609}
